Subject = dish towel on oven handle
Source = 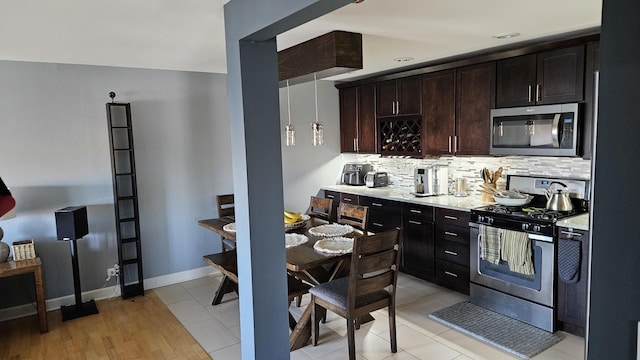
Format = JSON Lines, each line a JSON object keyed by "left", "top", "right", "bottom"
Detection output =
{"left": 558, "top": 238, "right": 581, "bottom": 283}
{"left": 479, "top": 224, "right": 500, "bottom": 264}
{"left": 500, "top": 229, "right": 535, "bottom": 275}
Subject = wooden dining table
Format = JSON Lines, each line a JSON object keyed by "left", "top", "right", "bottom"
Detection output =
{"left": 197, "top": 216, "right": 358, "bottom": 351}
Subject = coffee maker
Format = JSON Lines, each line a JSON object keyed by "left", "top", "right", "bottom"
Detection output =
{"left": 413, "top": 165, "right": 448, "bottom": 196}
{"left": 341, "top": 163, "right": 372, "bottom": 186}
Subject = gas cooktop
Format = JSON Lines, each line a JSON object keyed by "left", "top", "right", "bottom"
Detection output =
{"left": 475, "top": 204, "right": 585, "bottom": 222}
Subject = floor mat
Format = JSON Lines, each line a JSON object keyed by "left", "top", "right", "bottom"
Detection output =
{"left": 429, "top": 301, "right": 562, "bottom": 359}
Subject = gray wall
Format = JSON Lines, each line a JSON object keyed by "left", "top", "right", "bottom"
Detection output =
{"left": 0, "top": 60, "right": 343, "bottom": 308}
{"left": 0, "top": 61, "right": 229, "bottom": 305}
{"left": 587, "top": 0, "right": 640, "bottom": 358}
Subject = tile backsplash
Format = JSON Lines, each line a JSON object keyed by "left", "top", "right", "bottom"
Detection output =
{"left": 352, "top": 154, "right": 591, "bottom": 195}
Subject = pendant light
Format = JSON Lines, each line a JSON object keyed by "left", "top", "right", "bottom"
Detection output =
{"left": 311, "top": 73, "right": 324, "bottom": 146}
{"left": 285, "top": 79, "right": 295, "bottom": 146}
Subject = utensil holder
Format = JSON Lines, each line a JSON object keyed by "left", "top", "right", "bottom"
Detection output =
{"left": 481, "top": 183, "right": 496, "bottom": 203}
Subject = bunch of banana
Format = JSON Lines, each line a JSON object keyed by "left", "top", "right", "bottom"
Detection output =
{"left": 284, "top": 211, "right": 302, "bottom": 224}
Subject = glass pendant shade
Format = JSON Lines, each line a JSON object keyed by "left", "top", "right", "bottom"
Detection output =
{"left": 312, "top": 122, "right": 323, "bottom": 146}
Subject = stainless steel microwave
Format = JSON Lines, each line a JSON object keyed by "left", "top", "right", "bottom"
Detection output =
{"left": 490, "top": 103, "right": 580, "bottom": 157}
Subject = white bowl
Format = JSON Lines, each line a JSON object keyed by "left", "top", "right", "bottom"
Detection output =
{"left": 493, "top": 195, "right": 533, "bottom": 206}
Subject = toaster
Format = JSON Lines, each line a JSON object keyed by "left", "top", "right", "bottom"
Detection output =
{"left": 365, "top": 172, "right": 389, "bottom": 188}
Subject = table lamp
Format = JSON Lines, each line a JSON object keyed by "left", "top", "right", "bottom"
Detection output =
{"left": 0, "top": 177, "right": 16, "bottom": 263}
{"left": 55, "top": 205, "right": 99, "bottom": 320}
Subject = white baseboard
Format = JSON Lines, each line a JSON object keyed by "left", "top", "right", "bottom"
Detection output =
{"left": 0, "top": 266, "right": 217, "bottom": 323}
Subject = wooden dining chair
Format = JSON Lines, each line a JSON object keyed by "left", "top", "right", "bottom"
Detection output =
{"left": 337, "top": 202, "right": 369, "bottom": 232}
{"left": 307, "top": 196, "right": 333, "bottom": 222}
{"left": 309, "top": 228, "right": 402, "bottom": 360}
{"left": 216, "top": 194, "right": 236, "bottom": 252}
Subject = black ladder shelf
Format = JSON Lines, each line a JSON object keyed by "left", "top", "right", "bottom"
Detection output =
{"left": 106, "top": 92, "right": 144, "bottom": 298}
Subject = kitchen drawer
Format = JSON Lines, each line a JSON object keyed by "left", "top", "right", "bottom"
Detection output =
{"left": 435, "top": 238, "right": 470, "bottom": 267}
{"left": 401, "top": 202, "right": 434, "bottom": 222}
{"left": 324, "top": 190, "right": 340, "bottom": 202}
{"left": 340, "top": 193, "right": 359, "bottom": 205}
{"left": 435, "top": 259, "right": 470, "bottom": 295}
{"left": 435, "top": 208, "right": 470, "bottom": 227}
{"left": 359, "top": 196, "right": 401, "bottom": 214}
{"left": 368, "top": 210, "right": 401, "bottom": 233}
{"left": 435, "top": 223, "right": 469, "bottom": 245}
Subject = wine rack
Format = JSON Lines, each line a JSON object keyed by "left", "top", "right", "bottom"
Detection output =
{"left": 378, "top": 115, "right": 422, "bottom": 156}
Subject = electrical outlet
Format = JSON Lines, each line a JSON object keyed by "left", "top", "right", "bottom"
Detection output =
{"left": 107, "top": 267, "right": 117, "bottom": 277}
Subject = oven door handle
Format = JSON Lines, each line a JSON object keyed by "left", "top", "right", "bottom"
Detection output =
{"left": 529, "top": 233, "right": 553, "bottom": 243}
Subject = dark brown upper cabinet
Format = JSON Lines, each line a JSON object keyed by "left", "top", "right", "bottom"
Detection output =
{"left": 582, "top": 42, "right": 599, "bottom": 160}
{"left": 339, "top": 84, "right": 376, "bottom": 153}
{"left": 496, "top": 46, "right": 585, "bottom": 107}
{"left": 376, "top": 76, "right": 422, "bottom": 117}
{"left": 422, "top": 69, "right": 456, "bottom": 155}
{"left": 455, "top": 62, "right": 496, "bottom": 156}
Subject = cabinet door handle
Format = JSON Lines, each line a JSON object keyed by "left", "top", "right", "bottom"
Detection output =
{"left": 444, "top": 231, "right": 458, "bottom": 237}
{"left": 444, "top": 271, "right": 458, "bottom": 278}
{"left": 528, "top": 85, "right": 532, "bottom": 103}
{"left": 343, "top": 198, "right": 352, "bottom": 202}
{"left": 355, "top": 138, "right": 359, "bottom": 151}
{"left": 408, "top": 220, "right": 422, "bottom": 225}
{"left": 448, "top": 136, "right": 452, "bottom": 153}
{"left": 396, "top": 100, "right": 400, "bottom": 114}
{"left": 353, "top": 138, "right": 357, "bottom": 151}
{"left": 444, "top": 215, "right": 458, "bottom": 220}
{"left": 444, "top": 250, "right": 459, "bottom": 256}
{"left": 373, "top": 222, "right": 384, "bottom": 227}
{"left": 560, "top": 230, "right": 582, "bottom": 237}
{"left": 371, "top": 202, "right": 383, "bottom": 207}
{"left": 392, "top": 101, "right": 396, "bottom": 115}
{"left": 410, "top": 209, "right": 422, "bottom": 214}
{"left": 536, "top": 84, "right": 541, "bottom": 102}
{"left": 454, "top": 135, "right": 458, "bottom": 153}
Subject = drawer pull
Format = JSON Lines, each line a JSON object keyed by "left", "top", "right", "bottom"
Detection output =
{"left": 373, "top": 222, "right": 384, "bottom": 227}
{"left": 444, "top": 215, "right": 458, "bottom": 220}
{"left": 410, "top": 209, "right": 422, "bottom": 214}
{"left": 444, "top": 271, "right": 458, "bottom": 278}
{"left": 444, "top": 250, "right": 458, "bottom": 256}
{"left": 326, "top": 194, "right": 335, "bottom": 199}
{"left": 343, "top": 198, "right": 352, "bottom": 202}
{"left": 371, "top": 202, "right": 383, "bottom": 207}
{"left": 560, "top": 231, "right": 582, "bottom": 237}
{"left": 408, "top": 220, "right": 422, "bottom": 225}
{"left": 444, "top": 231, "right": 458, "bottom": 237}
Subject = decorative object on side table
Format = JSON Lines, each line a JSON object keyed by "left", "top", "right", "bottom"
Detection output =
{"left": 55, "top": 205, "right": 99, "bottom": 321}
{"left": 0, "top": 177, "right": 17, "bottom": 263}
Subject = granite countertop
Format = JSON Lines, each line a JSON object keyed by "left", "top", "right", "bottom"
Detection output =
{"left": 322, "top": 184, "right": 489, "bottom": 212}
{"left": 556, "top": 213, "right": 590, "bottom": 231}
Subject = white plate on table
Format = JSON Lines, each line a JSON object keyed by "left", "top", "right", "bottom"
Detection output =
{"left": 308, "top": 223, "right": 354, "bottom": 237}
{"left": 222, "top": 222, "right": 236, "bottom": 233}
{"left": 285, "top": 233, "right": 308, "bottom": 248}
{"left": 313, "top": 237, "right": 354, "bottom": 255}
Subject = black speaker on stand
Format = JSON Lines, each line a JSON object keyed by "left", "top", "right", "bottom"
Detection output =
{"left": 55, "top": 206, "right": 99, "bottom": 321}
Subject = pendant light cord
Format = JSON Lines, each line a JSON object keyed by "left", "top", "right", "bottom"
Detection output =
{"left": 286, "top": 79, "right": 292, "bottom": 126}
{"left": 314, "top": 73, "right": 318, "bottom": 123}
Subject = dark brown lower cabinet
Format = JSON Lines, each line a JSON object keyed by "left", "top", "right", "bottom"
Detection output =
{"left": 556, "top": 227, "right": 589, "bottom": 337}
{"left": 434, "top": 208, "right": 471, "bottom": 294}
{"left": 400, "top": 203, "right": 435, "bottom": 280}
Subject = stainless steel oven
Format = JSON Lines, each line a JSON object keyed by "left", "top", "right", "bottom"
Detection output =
{"left": 468, "top": 175, "right": 590, "bottom": 332}
{"left": 470, "top": 223, "right": 556, "bottom": 331}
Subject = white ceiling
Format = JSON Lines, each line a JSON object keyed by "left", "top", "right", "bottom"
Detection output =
{"left": 0, "top": 0, "right": 602, "bottom": 81}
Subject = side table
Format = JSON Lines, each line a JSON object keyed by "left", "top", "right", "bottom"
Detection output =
{"left": 0, "top": 257, "right": 48, "bottom": 332}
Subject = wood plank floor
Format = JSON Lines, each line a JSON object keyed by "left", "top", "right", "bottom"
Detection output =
{"left": 0, "top": 290, "right": 210, "bottom": 360}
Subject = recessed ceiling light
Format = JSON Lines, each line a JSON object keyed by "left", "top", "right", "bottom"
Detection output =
{"left": 393, "top": 57, "right": 414, "bottom": 63}
{"left": 493, "top": 32, "right": 520, "bottom": 39}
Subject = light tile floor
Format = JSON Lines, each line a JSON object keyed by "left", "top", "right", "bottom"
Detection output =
{"left": 154, "top": 273, "right": 585, "bottom": 360}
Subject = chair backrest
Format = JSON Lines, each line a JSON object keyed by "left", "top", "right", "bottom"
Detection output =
{"left": 307, "top": 196, "right": 333, "bottom": 221}
{"left": 347, "top": 228, "right": 402, "bottom": 313}
{"left": 216, "top": 194, "right": 235, "bottom": 217}
{"left": 337, "top": 202, "right": 368, "bottom": 231}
